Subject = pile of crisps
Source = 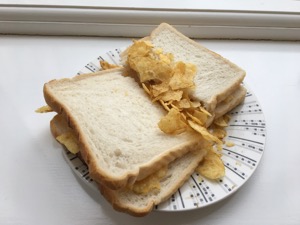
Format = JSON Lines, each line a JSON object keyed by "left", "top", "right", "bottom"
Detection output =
{"left": 126, "top": 40, "right": 231, "bottom": 180}
{"left": 126, "top": 41, "right": 223, "bottom": 143}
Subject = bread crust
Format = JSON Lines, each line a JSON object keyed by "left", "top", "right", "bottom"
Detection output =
{"left": 44, "top": 69, "right": 202, "bottom": 190}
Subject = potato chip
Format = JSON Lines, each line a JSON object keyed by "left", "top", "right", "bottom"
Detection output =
{"left": 142, "top": 83, "right": 151, "bottom": 95}
{"left": 130, "top": 166, "right": 167, "bottom": 194}
{"left": 158, "top": 108, "right": 187, "bottom": 135}
{"left": 56, "top": 131, "right": 80, "bottom": 154}
{"left": 180, "top": 112, "right": 187, "bottom": 120}
{"left": 211, "top": 127, "right": 227, "bottom": 139}
{"left": 193, "top": 109, "right": 208, "bottom": 125}
{"left": 186, "top": 112, "right": 204, "bottom": 126}
{"left": 169, "top": 62, "right": 196, "bottom": 90}
{"left": 159, "top": 100, "right": 171, "bottom": 112}
{"left": 129, "top": 57, "right": 154, "bottom": 82}
{"left": 200, "top": 106, "right": 212, "bottom": 117}
{"left": 158, "top": 52, "right": 174, "bottom": 65}
{"left": 188, "top": 120, "right": 222, "bottom": 144}
{"left": 226, "top": 141, "right": 235, "bottom": 147}
{"left": 127, "top": 40, "right": 152, "bottom": 60}
{"left": 181, "top": 91, "right": 201, "bottom": 109}
{"left": 190, "top": 101, "right": 201, "bottom": 108}
{"left": 137, "top": 57, "right": 172, "bottom": 83}
{"left": 100, "top": 61, "right": 121, "bottom": 70}
{"left": 196, "top": 149, "right": 225, "bottom": 179}
{"left": 176, "top": 99, "right": 191, "bottom": 109}
{"left": 214, "top": 116, "right": 229, "bottom": 127}
{"left": 35, "top": 105, "right": 53, "bottom": 113}
{"left": 151, "top": 82, "right": 170, "bottom": 97}
{"left": 153, "top": 47, "right": 163, "bottom": 55}
{"left": 158, "top": 90, "right": 183, "bottom": 102}
{"left": 127, "top": 41, "right": 173, "bottom": 83}
{"left": 169, "top": 103, "right": 182, "bottom": 114}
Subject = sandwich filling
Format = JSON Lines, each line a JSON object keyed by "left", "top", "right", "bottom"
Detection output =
{"left": 125, "top": 40, "right": 223, "bottom": 147}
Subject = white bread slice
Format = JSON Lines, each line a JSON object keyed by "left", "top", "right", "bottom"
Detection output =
{"left": 126, "top": 23, "right": 246, "bottom": 113}
{"left": 43, "top": 68, "right": 203, "bottom": 190}
{"left": 50, "top": 113, "right": 207, "bottom": 217}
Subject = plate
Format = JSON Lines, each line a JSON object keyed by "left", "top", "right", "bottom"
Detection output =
{"left": 62, "top": 47, "right": 266, "bottom": 212}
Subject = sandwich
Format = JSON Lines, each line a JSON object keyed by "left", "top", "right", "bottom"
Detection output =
{"left": 39, "top": 23, "right": 246, "bottom": 216}
{"left": 43, "top": 68, "right": 210, "bottom": 216}
{"left": 50, "top": 113, "right": 208, "bottom": 217}
{"left": 121, "top": 23, "right": 246, "bottom": 127}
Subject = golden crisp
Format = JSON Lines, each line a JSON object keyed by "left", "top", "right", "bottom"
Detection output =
{"left": 35, "top": 105, "right": 53, "bottom": 113}
{"left": 212, "top": 127, "right": 227, "bottom": 139}
{"left": 196, "top": 150, "right": 225, "bottom": 180}
{"left": 226, "top": 141, "right": 235, "bottom": 147}
{"left": 142, "top": 83, "right": 151, "bottom": 95}
{"left": 169, "top": 62, "right": 196, "bottom": 90}
{"left": 214, "top": 116, "right": 229, "bottom": 127}
{"left": 138, "top": 57, "right": 172, "bottom": 82}
{"left": 127, "top": 41, "right": 153, "bottom": 60}
{"left": 56, "top": 131, "right": 80, "bottom": 154}
{"left": 130, "top": 166, "right": 167, "bottom": 194}
{"left": 188, "top": 120, "right": 222, "bottom": 144}
{"left": 186, "top": 112, "right": 204, "bottom": 126}
{"left": 190, "top": 101, "right": 201, "bottom": 109}
{"left": 200, "top": 106, "right": 212, "bottom": 117}
{"left": 177, "top": 99, "right": 191, "bottom": 109}
{"left": 158, "top": 90, "right": 183, "bottom": 102}
{"left": 159, "top": 100, "right": 171, "bottom": 112}
{"left": 192, "top": 110, "right": 208, "bottom": 126}
{"left": 100, "top": 61, "right": 121, "bottom": 70}
{"left": 158, "top": 108, "right": 187, "bottom": 135}
{"left": 127, "top": 41, "right": 173, "bottom": 83}
{"left": 151, "top": 82, "right": 170, "bottom": 97}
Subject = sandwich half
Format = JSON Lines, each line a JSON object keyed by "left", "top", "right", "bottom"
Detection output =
{"left": 43, "top": 68, "right": 205, "bottom": 190}
{"left": 121, "top": 23, "right": 246, "bottom": 126}
{"left": 50, "top": 113, "right": 208, "bottom": 216}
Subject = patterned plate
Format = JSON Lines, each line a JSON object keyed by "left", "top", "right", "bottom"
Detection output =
{"left": 62, "top": 47, "right": 266, "bottom": 211}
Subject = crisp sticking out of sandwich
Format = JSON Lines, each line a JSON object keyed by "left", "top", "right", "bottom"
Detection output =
{"left": 43, "top": 68, "right": 203, "bottom": 190}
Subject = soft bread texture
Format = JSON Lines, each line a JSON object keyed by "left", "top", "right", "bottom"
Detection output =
{"left": 124, "top": 23, "right": 246, "bottom": 113}
{"left": 44, "top": 68, "right": 202, "bottom": 190}
{"left": 50, "top": 114, "right": 207, "bottom": 216}
{"left": 99, "top": 149, "right": 206, "bottom": 216}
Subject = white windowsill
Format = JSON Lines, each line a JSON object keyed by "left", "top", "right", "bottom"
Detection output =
{"left": 0, "top": 0, "right": 300, "bottom": 40}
